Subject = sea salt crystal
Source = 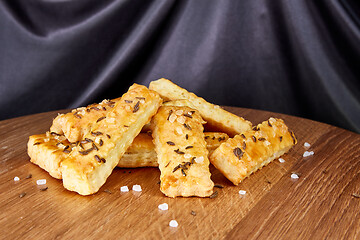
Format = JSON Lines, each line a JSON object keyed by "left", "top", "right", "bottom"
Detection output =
{"left": 14, "top": 176, "right": 20, "bottom": 181}
{"left": 304, "top": 142, "right": 311, "bottom": 148}
{"left": 176, "top": 116, "right": 186, "bottom": 124}
{"left": 36, "top": 179, "right": 46, "bottom": 185}
{"left": 195, "top": 156, "right": 204, "bottom": 163}
{"left": 132, "top": 185, "right": 142, "bottom": 192}
{"left": 175, "top": 110, "right": 183, "bottom": 116}
{"left": 239, "top": 190, "right": 247, "bottom": 195}
{"left": 169, "top": 114, "right": 177, "bottom": 123}
{"left": 303, "top": 151, "right": 314, "bottom": 157}
{"left": 176, "top": 126, "right": 183, "bottom": 135}
{"left": 120, "top": 186, "right": 129, "bottom": 192}
{"left": 291, "top": 173, "right": 299, "bottom": 179}
{"left": 184, "top": 153, "right": 192, "bottom": 159}
{"left": 278, "top": 158, "right": 285, "bottom": 163}
{"left": 169, "top": 220, "right": 178, "bottom": 227}
{"left": 158, "top": 203, "right": 168, "bottom": 211}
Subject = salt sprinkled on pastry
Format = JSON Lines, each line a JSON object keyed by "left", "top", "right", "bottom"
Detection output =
{"left": 175, "top": 110, "right": 183, "bottom": 116}
{"left": 303, "top": 151, "right": 314, "bottom": 157}
{"left": 169, "top": 220, "right": 178, "bottom": 227}
{"left": 175, "top": 126, "right": 183, "bottom": 135}
{"left": 169, "top": 114, "right": 177, "bottom": 123}
{"left": 184, "top": 153, "right": 192, "bottom": 159}
{"left": 132, "top": 184, "right": 142, "bottom": 192}
{"left": 120, "top": 186, "right": 129, "bottom": 192}
{"left": 195, "top": 156, "right": 204, "bottom": 163}
{"left": 14, "top": 176, "right": 20, "bottom": 181}
{"left": 158, "top": 203, "right": 168, "bottom": 211}
{"left": 304, "top": 142, "right": 311, "bottom": 148}
{"left": 291, "top": 173, "right": 299, "bottom": 179}
{"left": 239, "top": 190, "right": 246, "bottom": 195}
{"left": 278, "top": 158, "right": 285, "bottom": 163}
{"left": 176, "top": 116, "right": 186, "bottom": 124}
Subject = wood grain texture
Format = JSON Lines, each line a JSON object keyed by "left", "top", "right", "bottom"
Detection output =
{"left": 0, "top": 107, "right": 359, "bottom": 240}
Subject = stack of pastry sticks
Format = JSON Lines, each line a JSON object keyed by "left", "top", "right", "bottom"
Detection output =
{"left": 27, "top": 79, "right": 297, "bottom": 197}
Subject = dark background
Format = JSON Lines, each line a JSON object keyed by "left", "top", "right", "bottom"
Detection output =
{"left": 0, "top": 0, "right": 359, "bottom": 133}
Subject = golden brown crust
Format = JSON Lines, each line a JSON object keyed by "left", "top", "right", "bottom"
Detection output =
{"left": 27, "top": 132, "right": 70, "bottom": 179}
{"left": 50, "top": 97, "right": 121, "bottom": 142}
{"left": 149, "top": 78, "right": 252, "bottom": 136}
{"left": 60, "top": 84, "right": 162, "bottom": 195}
{"left": 209, "top": 117, "right": 297, "bottom": 185}
{"left": 151, "top": 106, "right": 214, "bottom": 198}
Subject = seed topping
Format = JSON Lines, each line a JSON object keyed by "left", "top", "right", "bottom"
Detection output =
{"left": 183, "top": 123, "right": 192, "bottom": 130}
{"left": 166, "top": 141, "right": 175, "bottom": 146}
{"left": 91, "top": 131, "right": 103, "bottom": 136}
{"left": 233, "top": 147, "right": 244, "bottom": 159}
{"left": 133, "top": 101, "right": 140, "bottom": 113}
{"left": 96, "top": 116, "right": 106, "bottom": 123}
{"left": 174, "top": 149, "right": 185, "bottom": 154}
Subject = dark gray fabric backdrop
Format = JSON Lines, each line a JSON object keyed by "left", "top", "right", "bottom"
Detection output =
{"left": 0, "top": 0, "right": 359, "bottom": 132}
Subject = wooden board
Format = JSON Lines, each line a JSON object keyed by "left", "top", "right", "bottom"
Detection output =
{"left": 0, "top": 107, "right": 359, "bottom": 239}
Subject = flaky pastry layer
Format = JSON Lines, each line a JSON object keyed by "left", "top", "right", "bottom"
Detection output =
{"left": 209, "top": 117, "right": 297, "bottom": 185}
{"left": 50, "top": 97, "right": 121, "bottom": 142}
{"left": 60, "top": 84, "right": 162, "bottom": 195}
{"left": 149, "top": 78, "right": 252, "bottom": 136}
{"left": 152, "top": 106, "right": 214, "bottom": 198}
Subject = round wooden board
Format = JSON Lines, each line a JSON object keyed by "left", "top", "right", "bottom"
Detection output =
{"left": 0, "top": 107, "right": 359, "bottom": 239}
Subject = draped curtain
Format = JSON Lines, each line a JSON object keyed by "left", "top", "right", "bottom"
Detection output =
{"left": 0, "top": 0, "right": 359, "bottom": 133}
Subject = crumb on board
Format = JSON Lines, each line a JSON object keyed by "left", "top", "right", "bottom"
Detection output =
{"left": 132, "top": 185, "right": 142, "bottom": 192}
{"left": 169, "top": 220, "right": 178, "bottom": 227}
{"left": 158, "top": 203, "right": 168, "bottom": 211}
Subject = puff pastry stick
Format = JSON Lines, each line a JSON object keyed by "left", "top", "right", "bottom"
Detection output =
{"left": 209, "top": 117, "right": 297, "bottom": 185}
{"left": 149, "top": 78, "right": 252, "bottom": 136}
{"left": 27, "top": 132, "right": 70, "bottom": 179}
{"left": 60, "top": 84, "right": 162, "bottom": 195}
{"left": 152, "top": 106, "right": 214, "bottom": 198}
{"left": 50, "top": 97, "right": 121, "bottom": 143}
{"left": 119, "top": 132, "right": 229, "bottom": 168}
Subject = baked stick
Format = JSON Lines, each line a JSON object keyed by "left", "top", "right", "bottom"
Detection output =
{"left": 60, "top": 84, "right": 162, "bottom": 195}
{"left": 149, "top": 78, "right": 252, "bottom": 136}
{"left": 50, "top": 97, "right": 121, "bottom": 143}
{"left": 209, "top": 117, "right": 297, "bottom": 185}
{"left": 152, "top": 106, "right": 214, "bottom": 198}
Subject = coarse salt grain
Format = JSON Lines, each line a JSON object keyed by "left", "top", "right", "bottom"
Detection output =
{"left": 184, "top": 153, "right": 192, "bottom": 159}
{"left": 176, "top": 126, "right": 183, "bottom": 135}
{"left": 239, "top": 190, "right": 246, "bottom": 195}
{"left": 36, "top": 179, "right": 46, "bottom": 185}
{"left": 303, "top": 151, "right": 314, "bottom": 157}
{"left": 291, "top": 173, "right": 299, "bottom": 179}
{"left": 279, "top": 158, "right": 285, "bottom": 163}
{"left": 132, "top": 185, "right": 142, "bottom": 192}
{"left": 169, "top": 114, "right": 177, "bottom": 123}
{"left": 195, "top": 156, "right": 204, "bottom": 163}
{"left": 158, "top": 203, "right": 168, "bottom": 211}
{"left": 176, "top": 116, "right": 186, "bottom": 124}
{"left": 14, "top": 176, "right": 20, "bottom": 181}
{"left": 264, "top": 141, "right": 271, "bottom": 146}
{"left": 304, "top": 142, "right": 311, "bottom": 148}
{"left": 175, "top": 110, "right": 183, "bottom": 116}
{"left": 169, "top": 220, "right": 178, "bottom": 227}
{"left": 120, "top": 186, "right": 129, "bottom": 192}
